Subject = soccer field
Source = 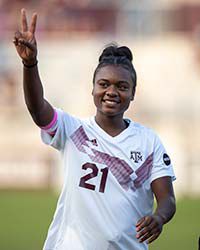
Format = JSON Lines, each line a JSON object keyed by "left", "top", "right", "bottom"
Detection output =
{"left": 0, "top": 190, "right": 199, "bottom": 250}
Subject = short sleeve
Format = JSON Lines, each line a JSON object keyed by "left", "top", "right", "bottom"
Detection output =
{"left": 150, "top": 134, "right": 176, "bottom": 184}
{"left": 41, "top": 108, "right": 80, "bottom": 151}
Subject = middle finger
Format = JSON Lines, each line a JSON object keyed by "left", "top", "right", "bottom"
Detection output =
{"left": 30, "top": 12, "right": 37, "bottom": 34}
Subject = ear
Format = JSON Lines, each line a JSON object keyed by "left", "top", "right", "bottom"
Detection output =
{"left": 130, "top": 89, "right": 135, "bottom": 101}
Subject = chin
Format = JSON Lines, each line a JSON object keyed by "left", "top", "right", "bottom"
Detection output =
{"left": 100, "top": 109, "right": 122, "bottom": 117}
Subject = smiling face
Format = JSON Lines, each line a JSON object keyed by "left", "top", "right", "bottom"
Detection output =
{"left": 92, "top": 65, "right": 135, "bottom": 119}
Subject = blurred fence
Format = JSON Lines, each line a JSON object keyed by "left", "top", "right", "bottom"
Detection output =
{"left": 0, "top": 34, "right": 200, "bottom": 197}
{"left": 0, "top": 0, "right": 200, "bottom": 197}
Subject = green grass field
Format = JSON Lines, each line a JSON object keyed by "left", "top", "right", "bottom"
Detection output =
{"left": 0, "top": 190, "right": 199, "bottom": 250}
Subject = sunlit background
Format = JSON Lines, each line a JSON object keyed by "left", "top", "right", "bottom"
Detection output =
{"left": 0, "top": 0, "right": 200, "bottom": 249}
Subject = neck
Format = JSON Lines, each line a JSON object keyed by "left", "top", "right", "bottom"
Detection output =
{"left": 95, "top": 113, "right": 127, "bottom": 137}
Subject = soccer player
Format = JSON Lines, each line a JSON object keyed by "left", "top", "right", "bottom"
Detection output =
{"left": 13, "top": 9, "right": 176, "bottom": 250}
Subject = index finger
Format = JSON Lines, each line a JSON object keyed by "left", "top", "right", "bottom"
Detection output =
{"left": 21, "top": 8, "right": 28, "bottom": 32}
{"left": 136, "top": 216, "right": 152, "bottom": 231}
{"left": 136, "top": 217, "right": 145, "bottom": 227}
{"left": 30, "top": 12, "right": 37, "bottom": 34}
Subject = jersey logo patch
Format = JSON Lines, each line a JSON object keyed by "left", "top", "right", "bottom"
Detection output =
{"left": 90, "top": 139, "right": 98, "bottom": 146}
{"left": 163, "top": 153, "right": 171, "bottom": 166}
{"left": 70, "top": 126, "right": 153, "bottom": 192}
{"left": 130, "top": 151, "right": 143, "bottom": 163}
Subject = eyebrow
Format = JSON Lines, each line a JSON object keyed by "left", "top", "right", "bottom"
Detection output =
{"left": 97, "top": 79, "right": 130, "bottom": 84}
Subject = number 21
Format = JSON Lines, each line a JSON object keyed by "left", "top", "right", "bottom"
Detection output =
{"left": 79, "top": 163, "right": 109, "bottom": 193}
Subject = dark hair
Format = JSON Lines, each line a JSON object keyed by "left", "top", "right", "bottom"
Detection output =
{"left": 93, "top": 44, "right": 137, "bottom": 90}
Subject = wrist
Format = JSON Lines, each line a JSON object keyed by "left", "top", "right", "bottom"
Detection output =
{"left": 22, "top": 59, "right": 38, "bottom": 68}
{"left": 153, "top": 213, "right": 166, "bottom": 225}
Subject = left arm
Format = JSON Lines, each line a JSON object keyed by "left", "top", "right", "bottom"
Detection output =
{"left": 136, "top": 176, "right": 176, "bottom": 244}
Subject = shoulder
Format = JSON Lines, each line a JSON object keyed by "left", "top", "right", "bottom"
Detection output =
{"left": 129, "top": 119, "right": 158, "bottom": 140}
{"left": 55, "top": 107, "right": 91, "bottom": 134}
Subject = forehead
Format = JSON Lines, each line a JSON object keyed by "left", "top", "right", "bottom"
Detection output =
{"left": 95, "top": 65, "right": 132, "bottom": 83}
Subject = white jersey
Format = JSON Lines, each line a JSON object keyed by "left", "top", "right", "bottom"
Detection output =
{"left": 41, "top": 108, "right": 175, "bottom": 250}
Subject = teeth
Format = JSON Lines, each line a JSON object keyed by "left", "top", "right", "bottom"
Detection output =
{"left": 105, "top": 100, "right": 117, "bottom": 104}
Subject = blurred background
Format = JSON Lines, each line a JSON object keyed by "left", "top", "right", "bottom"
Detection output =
{"left": 0, "top": 0, "right": 200, "bottom": 249}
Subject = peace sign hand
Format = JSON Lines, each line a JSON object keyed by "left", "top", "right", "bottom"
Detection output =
{"left": 13, "top": 9, "right": 37, "bottom": 65}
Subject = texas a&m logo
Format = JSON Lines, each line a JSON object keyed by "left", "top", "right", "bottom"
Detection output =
{"left": 130, "top": 151, "right": 143, "bottom": 163}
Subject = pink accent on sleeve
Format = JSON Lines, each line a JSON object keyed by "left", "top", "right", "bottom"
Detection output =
{"left": 40, "top": 110, "right": 58, "bottom": 130}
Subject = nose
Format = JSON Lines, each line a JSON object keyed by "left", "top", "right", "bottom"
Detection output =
{"left": 105, "top": 85, "right": 118, "bottom": 97}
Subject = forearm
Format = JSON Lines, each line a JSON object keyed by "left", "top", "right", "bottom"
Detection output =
{"left": 136, "top": 177, "right": 176, "bottom": 244}
{"left": 152, "top": 177, "right": 176, "bottom": 225}
{"left": 154, "top": 195, "right": 176, "bottom": 225}
{"left": 23, "top": 63, "right": 44, "bottom": 112}
{"left": 23, "top": 63, "right": 54, "bottom": 126}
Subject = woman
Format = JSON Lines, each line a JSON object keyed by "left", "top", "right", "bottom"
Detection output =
{"left": 13, "top": 9, "right": 176, "bottom": 250}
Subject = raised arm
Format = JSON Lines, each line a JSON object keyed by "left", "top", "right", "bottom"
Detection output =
{"left": 13, "top": 9, "right": 54, "bottom": 127}
{"left": 136, "top": 176, "right": 176, "bottom": 244}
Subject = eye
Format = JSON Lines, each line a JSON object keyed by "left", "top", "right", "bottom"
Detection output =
{"left": 118, "top": 84, "right": 129, "bottom": 91}
{"left": 98, "top": 82, "right": 109, "bottom": 88}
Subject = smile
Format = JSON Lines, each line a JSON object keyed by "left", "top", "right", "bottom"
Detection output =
{"left": 103, "top": 99, "right": 120, "bottom": 104}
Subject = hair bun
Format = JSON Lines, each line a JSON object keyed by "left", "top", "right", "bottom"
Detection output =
{"left": 94, "top": 43, "right": 137, "bottom": 87}
{"left": 99, "top": 45, "right": 133, "bottom": 62}
{"left": 117, "top": 46, "right": 133, "bottom": 61}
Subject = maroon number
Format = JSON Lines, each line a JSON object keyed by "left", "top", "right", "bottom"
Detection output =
{"left": 79, "top": 163, "right": 109, "bottom": 193}
{"left": 79, "top": 163, "right": 98, "bottom": 191}
{"left": 99, "top": 167, "right": 109, "bottom": 193}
